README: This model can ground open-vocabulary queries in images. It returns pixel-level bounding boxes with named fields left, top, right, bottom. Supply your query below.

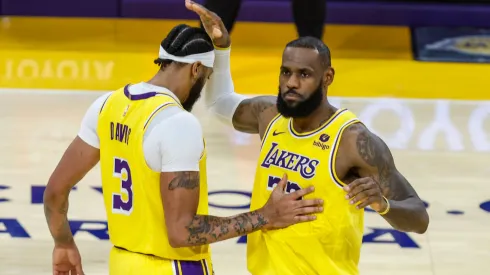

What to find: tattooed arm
left=342, top=123, right=429, bottom=233
left=232, top=96, right=278, bottom=134
left=44, top=136, right=100, bottom=246
left=187, top=1, right=279, bottom=135
left=203, top=46, right=278, bottom=135
left=161, top=171, right=269, bottom=247
left=44, top=94, right=105, bottom=248
left=159, top=113, right=271, bottom=247
left=161, top=171, right=321, bottom=247
left=160, top=113, right=322, bottom=247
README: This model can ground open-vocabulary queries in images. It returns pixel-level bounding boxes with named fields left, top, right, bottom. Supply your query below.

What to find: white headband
left=158, top=46, right=215, bottom=68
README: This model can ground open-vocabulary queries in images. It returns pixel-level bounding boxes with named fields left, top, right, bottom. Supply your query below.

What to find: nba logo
left=319, top=134, right=330, bottom=142
left=122, top=105, right=129, bottom=117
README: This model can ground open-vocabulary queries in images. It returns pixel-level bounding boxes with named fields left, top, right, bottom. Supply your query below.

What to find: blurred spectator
left=201, top=0, right=326, bottom=39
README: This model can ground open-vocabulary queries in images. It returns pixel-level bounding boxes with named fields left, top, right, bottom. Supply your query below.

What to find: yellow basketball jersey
left=97, top=85, right=210, bottom=261
left=247, top=108, right=364, bottom=275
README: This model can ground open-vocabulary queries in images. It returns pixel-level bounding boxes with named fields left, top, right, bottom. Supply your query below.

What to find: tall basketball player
left=187, top=1, right=430, bottom=274
left=43, top=24, right=324, bottom=275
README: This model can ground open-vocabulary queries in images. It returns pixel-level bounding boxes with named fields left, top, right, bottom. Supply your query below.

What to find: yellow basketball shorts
left=109, top=247, right=213, bottom=275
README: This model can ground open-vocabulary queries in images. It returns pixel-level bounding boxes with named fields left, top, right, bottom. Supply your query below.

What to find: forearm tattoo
left=44, top=196, right=74, bottom=245
left=185, top=211, right=268, bottom=245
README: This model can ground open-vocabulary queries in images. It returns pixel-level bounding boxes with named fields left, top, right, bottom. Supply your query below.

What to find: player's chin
left=282, top=98, right=301, bottom=107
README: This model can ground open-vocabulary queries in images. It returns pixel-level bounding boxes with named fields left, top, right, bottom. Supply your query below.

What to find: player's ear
left=324, top=67, right=335, bottom=87
left=191, top=62, right=203, bottom=79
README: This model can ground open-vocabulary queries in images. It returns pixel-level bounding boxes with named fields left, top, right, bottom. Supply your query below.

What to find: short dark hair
left=285, top=36, right=331, bottom=68
left=154, top=24, right=214, bottom=69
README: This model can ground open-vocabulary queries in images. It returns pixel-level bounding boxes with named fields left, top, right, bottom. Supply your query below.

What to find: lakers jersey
left=248, top=108, right=364, bottom=275
left=97, top=85, right=210, bottom=261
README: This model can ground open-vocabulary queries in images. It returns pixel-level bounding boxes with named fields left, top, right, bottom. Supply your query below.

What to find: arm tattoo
left=355, top=127, right=398, bottom=198
left=184, top=210, right=268, bottom=246
left=232, top=96, right=276, bottom=134
left=168, top=172, right=199, bottom=190
left=44, top=195, right=74, bottom=246
left=351, top=124, right=429, bottom=233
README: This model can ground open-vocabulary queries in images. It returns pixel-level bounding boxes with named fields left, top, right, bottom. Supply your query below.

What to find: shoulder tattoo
left=350, top=124, right=395, bottom=192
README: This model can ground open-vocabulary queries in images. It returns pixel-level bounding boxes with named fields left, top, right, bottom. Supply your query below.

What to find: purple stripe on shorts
left=180, top=260, right=205, bottom=275
left=173, top=261, right=180, bottom=275
left=202, top=260, right=209, bottom=275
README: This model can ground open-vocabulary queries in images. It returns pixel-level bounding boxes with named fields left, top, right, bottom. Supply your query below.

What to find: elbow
left=43, top=179, right=71, bottom=207
left=405, top=206, right=429, bottom=234
left=415, top=209, right=430, bottom=234
left=43, top=181, right=62, bottom=205
left=167, top=226, right=189, bottom=248
left=168, top=234, right=185, bottom=248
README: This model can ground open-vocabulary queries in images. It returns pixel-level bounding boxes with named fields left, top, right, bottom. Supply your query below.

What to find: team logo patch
left=319, top=134, right=330, bottom=142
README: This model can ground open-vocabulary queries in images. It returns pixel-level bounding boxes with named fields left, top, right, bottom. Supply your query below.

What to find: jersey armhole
left=143, top=103, right=179, bottom=130
left=99, top=94, right=111, bottom=114
left=199, top=139, right=206, bottom=160
left=96, top=92, right=114, bottom=137
left=260, top=113, right=282, bottom=148
left=328, top=119, right=362, bottom=188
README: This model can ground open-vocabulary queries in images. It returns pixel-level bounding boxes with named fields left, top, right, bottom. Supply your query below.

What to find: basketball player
left=187, top=1, right=430, bottom=274
left=43, top=24, right=324, bottom=275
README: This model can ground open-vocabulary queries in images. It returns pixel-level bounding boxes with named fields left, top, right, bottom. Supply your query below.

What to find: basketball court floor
left=0, top=89, right=489, bottom=275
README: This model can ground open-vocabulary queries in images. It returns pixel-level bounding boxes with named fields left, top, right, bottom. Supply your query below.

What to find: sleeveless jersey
left=247, top=108, right=364, bottom=275
left=96, top=85, right=210, bottom=261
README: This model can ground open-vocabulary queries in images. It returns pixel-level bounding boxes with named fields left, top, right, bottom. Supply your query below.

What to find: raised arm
left=159, top=112, right=323, bottom=247
left=186, top=0, right=278, bottom=135
left=342, top=123, right=429, bottom=234
left=204, top=47, right=278, bottom=134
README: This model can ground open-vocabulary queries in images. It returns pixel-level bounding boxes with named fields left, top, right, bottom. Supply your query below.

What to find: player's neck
left=291, top=102, right=337, bottom=133
left=147, top=71, right=188, bottom=103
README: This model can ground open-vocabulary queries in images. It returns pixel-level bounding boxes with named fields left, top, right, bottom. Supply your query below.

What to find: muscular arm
left=232, top=96, right=277, bottom=134
left=157, top=111, right=270, bottom=247
left=344, top=123, right=429, bottom=233
left=161, top=171, right=269, bottom=247
left=44, top=94, right=105, bottom=247
left=203, top=47, right=278, bottom=135
left=44, top=137, right=100, bottom=246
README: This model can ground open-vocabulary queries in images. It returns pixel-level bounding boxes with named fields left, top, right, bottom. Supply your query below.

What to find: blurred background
left=0, top=0, right=489, bottom=274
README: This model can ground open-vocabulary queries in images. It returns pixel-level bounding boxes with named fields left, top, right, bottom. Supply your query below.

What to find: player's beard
left=276, top=79, right=324, bottom=118
left=182, top=76, right=206, bottom=112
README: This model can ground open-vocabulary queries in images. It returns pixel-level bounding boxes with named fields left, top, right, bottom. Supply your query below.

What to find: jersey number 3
left=112, top=157, right=134, bottom=215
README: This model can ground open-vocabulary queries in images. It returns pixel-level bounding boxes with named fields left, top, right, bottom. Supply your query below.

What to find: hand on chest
left=260, top=135, right=333, bottom=183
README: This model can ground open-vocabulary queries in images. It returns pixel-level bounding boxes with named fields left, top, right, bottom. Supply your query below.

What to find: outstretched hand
left=261, top=174, right=324, bottom=230
left=185, top=0, right=231, bottom=48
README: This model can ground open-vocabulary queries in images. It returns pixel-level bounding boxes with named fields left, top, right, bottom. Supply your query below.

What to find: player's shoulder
left=96, top=91, right=112, bottom=103
left=83, top=92, right=113, bottom=118
left=337, top=121, right=368, bottom=148
left=344, top=121, right=366, bottom=135
left=339, top=121, right=388, bottom=153
left=90, top=92, right=112, bottom=111
left=155, top=108, right=202, bottom=133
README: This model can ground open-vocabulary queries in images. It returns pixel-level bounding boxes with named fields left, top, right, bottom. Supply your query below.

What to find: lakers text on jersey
left=247, top=108, right=364, bottom=275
